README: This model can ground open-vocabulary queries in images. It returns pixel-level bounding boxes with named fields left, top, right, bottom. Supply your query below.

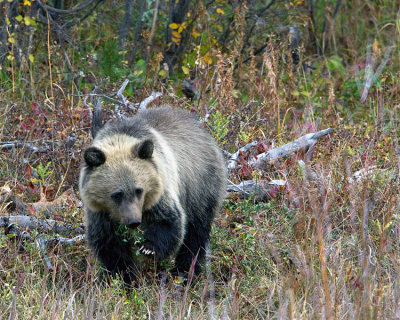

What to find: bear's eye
left=111, top=191, right=124, bottom=204
left=135, top=188, right=143, bottom=197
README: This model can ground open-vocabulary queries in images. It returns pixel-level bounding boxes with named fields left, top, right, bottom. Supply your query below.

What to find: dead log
left=0, top=215, right=85, bottom=235
left=227, top=141, right=258, bottom=171
left=1, top=187, right=81, bottom=218
left=227, top=179, right=286, bottom=200
left=251, top=128, right=333, bottom=169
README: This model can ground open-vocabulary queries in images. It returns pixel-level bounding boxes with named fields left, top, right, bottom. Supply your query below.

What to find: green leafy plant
left=206, top=111, right=229, bottom=145
left=33, top=161, right=52, bottom=186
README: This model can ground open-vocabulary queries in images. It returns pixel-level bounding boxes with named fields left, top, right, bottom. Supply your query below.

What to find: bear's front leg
left=141, top=200, right=184, bottom=261
left=86, top=210, right=138, bottom=285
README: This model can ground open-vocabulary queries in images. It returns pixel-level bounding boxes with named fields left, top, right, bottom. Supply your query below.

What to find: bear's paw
left=139, top=242, right=156, bottom=257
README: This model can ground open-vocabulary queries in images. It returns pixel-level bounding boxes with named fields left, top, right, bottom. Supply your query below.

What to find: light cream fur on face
left=81, top=134, right=163, bottom=224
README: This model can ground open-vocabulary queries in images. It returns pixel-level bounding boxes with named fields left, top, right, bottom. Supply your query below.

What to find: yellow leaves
left=24, top=16, right=36, bottom=26
left=192, top=29, right=201, bottom=39
left=172, top=31, right=181, bottom=39
left=170, top=22, right=187, bottom=45
left=29, top=54, right=34, bottom=63
left=172, top=36, right=180, bottom=45
left=384, top=220, right=393, bottom=230
left=203, top=52, right=213, bottom=65
left=158, top=69, right=168, bottom=78
left=15, top=15, right=37, bottom=26
left=181, top=66, right=189, bottom=75
left=216, top=8, right=225, bottom=14
left=23, top=0, right=31, bottom=5
left=171, top=28, right=181, bottom=44
left=289, top=0, right=303, bottom=5
left=8, top=36, right=15, bottom=44
left=178, top=25, right=185, bottom=33
left=169, top=23, right=179, bottom=30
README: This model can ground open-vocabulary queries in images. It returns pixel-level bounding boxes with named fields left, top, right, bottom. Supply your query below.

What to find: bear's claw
left=139, top=245, right=155, bottom=256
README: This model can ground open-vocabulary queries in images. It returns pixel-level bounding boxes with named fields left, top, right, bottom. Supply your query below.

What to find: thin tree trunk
left=119, top=0, right=136, bottom=50
left=128, top=0, right=146, bottom=66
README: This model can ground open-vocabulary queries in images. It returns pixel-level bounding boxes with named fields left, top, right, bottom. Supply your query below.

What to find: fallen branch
left=0, top=215, right=85, bottom=235
left=116, top=79, right=131, bottom=106
left=0, top=137, right=76, bottom=153
left=138, top=91, right=162, bottom=112
left=47, top=234, right=86, bottom=245
left=0, top=142, right=50, bottom=153
left=251, top=128, right=333, bottom=169
left=36, top=236, right=54, bottom=271
left=4, top=222, right=85, bottom=271
left=227, top=179, right=286, bottom=200
left=227, top=141, right=258, bottom=171
left=1, top=188, right=81, bottom=218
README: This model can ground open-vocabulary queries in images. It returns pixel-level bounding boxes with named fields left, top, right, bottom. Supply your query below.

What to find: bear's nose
left=127, top=222, right=141, bottom=229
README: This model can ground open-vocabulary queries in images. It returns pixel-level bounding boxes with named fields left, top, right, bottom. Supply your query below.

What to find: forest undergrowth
left=0, top=1, right=400, bottom=319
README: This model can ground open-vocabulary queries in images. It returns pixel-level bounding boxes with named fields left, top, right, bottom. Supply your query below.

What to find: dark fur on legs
left=86, top=210, right=139, bottom=286
left=141, top=198, right=183, bottom=261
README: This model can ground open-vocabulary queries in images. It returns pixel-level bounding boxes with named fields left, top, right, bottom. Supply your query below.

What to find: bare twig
left=116, top=79, right=130, bottom=103
left=36, top=236, right=54, bottom=271
left=360, top=43, right=394, bottom=103
left=71, top=93, right=124, bottom=105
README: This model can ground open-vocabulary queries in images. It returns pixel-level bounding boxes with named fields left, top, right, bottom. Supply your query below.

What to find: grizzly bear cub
left=79, top=106, right=226, bottom=285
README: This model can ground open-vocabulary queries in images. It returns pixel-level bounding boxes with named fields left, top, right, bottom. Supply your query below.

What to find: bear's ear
left=134, top=139, right=154, bottom=159
left=84, top=147, right=106, bottom=167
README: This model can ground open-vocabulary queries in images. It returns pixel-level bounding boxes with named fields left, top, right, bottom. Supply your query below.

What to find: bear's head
left=80, top=135, right=163, bottom=228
